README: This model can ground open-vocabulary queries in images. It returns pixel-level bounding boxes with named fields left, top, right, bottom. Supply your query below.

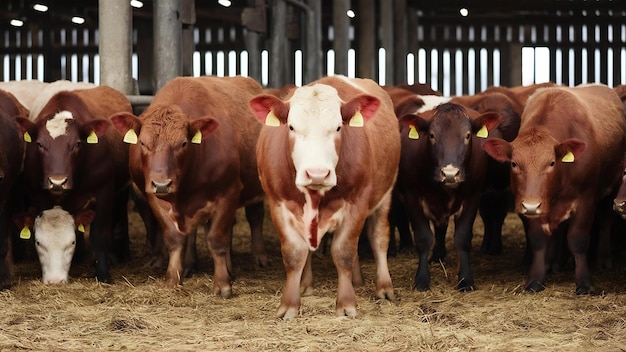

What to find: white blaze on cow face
left=34, top=206, right=77, bottom=284
left=288, top=84, right=343, bottom=194
left=45, top=110, right=73, bottom=139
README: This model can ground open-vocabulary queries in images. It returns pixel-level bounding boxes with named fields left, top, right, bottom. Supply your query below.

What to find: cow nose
left=305, top=168, right=331, bottom=185
left=48, top=176, right=68, bottom=190
left=152, top=179, right=173, bottom=194
left=441, top=166, right=460, bottom=183
left=522, top=201, right=541, bottom=215
left=614, top=200, right=626, bottom=213
left=43, top=278, right=68, bottom=284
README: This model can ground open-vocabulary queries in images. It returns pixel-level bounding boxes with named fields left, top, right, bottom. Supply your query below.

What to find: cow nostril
left=441, top=166, right=460, bottom=182
left=521, top=202, right=541, bottom=213
left=152, top=179, right=173, bottom=193
left=306, top=168, right=330, bottom=184
left=48, top=176, right=68, bottom=188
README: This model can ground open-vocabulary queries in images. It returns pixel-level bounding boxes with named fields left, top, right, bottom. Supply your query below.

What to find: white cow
left=33, top=206, right=94, bottom=284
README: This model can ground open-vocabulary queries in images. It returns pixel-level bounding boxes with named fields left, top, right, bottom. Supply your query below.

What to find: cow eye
left=182, top=141, right=188, bottom=148
left=429, top=133, right=435, bottom=140
left=549, top=161, right=555, bottom=167
left=35, top=241, right=40, bottom=246
left=36, top=142, right=44, bottom=150
left=72, top=241, right=76, bottom=245
left=336, top=126, right=341, bottom=132
left=288, top=125, right=294, bottom=131
left=465, top=132, right=471, bottom=140
left=511, top=161, right=517, bottom=168
left=72, top=141, right=81, bottom=151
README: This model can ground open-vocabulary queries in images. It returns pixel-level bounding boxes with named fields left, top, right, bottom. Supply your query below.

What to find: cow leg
left=131, top=189, right=163, bottom=267
left=277, top=230, right=309, bottom=319
left=0, top=209, right=14, bottom=289
left=183, top=228, right=198, bottom=278
left=430, top=223, right=448, bottom=263
left=111, top=186, right=130, bottom=263
left=568, top=213, right=594, bottom=295
left=90, top=193, right=114, bottom=283
left=330, top=227, right=360, bottom=318
left=365, top=197, right=395, bottom=300
left=163, top=230, right=186, bottom=286
left=300, top=252, right=314, bottom=296
left=245, top=202, right=267, bottom=268
left=478, top=190, right=510, bottom=255
left=454, top=198, right=479, bottom=291
left=410, top=207, right=434, bottom=291
left=523, top=218, right=548, bottom=292
left=205, top=199, right=237, bottom=299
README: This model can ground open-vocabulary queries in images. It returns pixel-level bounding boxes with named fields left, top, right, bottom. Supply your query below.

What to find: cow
left=109, top=76, right=267, bottom=297
left=27, top=80, right=96, bottom=120
left=15, top=85, right=133, bottom=283
left=32, top=206, right=95, bottom=284
left=249, top=75, right=401, bottom=318
left=0, top=90, right=27, bottom=289
left=396, top=102, right=501, bottom=291
left=0, top=80, right=48, bottom=112
left=482, top=84, right=626, bottom=294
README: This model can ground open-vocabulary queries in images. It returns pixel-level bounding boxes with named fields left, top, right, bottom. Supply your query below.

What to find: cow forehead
left=45, top=110, right=74, bottom=139
left=288, top=84, right=343, bottom=125
left=141, top=106, right=189, bottom=144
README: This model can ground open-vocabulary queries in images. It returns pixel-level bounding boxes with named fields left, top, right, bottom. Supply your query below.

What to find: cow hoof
left=0, top=273, right=12, bottom=290
left=215, top=286, right=233, bottom=299
left=375, top=287, right=395, bottom=301
left=300, top=285, right=314, bottom=297
left=95, top=273, right=112, bottom=284
left=525, top=280, right=545, bottom=292
left=457, top=280, right=475, bottom=292
left=336, top=306, right=357, bottom=318
left=254, top=254, right=268, bottom=268
left=277, top=305, right=299, bottom=319
left=413, top=282, right=430, bottom=292
left=575, top=285, right=593, bottom=295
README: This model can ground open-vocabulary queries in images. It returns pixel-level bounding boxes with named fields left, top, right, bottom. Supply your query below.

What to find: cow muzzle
left=613, top=199, right=626, bottom=219
left=521, top=201, right=542, bottom=216
left=151, top=179, right=173, bottom=194
left=440, top=166, right=461, bottom=186
left=297, top=167, right=335, bottom=191
left=48, top=176, right=69, bottom=193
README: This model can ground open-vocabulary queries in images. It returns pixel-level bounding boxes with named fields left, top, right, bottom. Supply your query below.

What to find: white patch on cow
left=288, top=84, right=342, bottom=193
left=416, top=95, right=450, bottom=113
left=33, top=206, right=76, bottom=284
left=46, top=110, right=74, bottom=139
left=277, top=199, right=345, bottom=252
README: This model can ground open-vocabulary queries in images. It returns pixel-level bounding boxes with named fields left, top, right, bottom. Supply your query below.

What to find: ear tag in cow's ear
left=265, top=110, right=280, bottom=127
left=476, top=125, right=488, bottom=138
left=20, top=226, right=31, bottom=240
left=191, top=131, right=202, bottom=144
left=561, top=151, right=575, bottom=163
left=408, top=125, right=419, bottom=140
left=77, top=224, right=85, bottom=233
left=349, top=111, right=364, bottom=127
left=123, top=129, right=138, bottom=144
left=23, top=132, right=32, bottom=143
left=87, top=130, right=98, bottom=144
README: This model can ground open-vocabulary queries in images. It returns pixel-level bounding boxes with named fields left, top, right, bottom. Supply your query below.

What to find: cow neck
left=303, top=190, right=322, bottom=249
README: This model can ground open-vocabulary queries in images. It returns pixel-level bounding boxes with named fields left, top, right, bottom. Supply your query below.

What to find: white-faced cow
left=483, top=84, right=626, bottom=294
left=396, top=102, right=501, bottom=291
left=0, top=89, right=27, bottom=288
left=33, top=205, right=95, bottom=284
left=110, top=76, right=267, bottom=298
left=15, top=86, right=133, bottom=283
left=250, top=75, right=400, bottom=318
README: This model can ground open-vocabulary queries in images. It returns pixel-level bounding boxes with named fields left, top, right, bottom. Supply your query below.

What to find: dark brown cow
left=0, top=90, right=27, bottom=288
left=110, top=76, right=267, bottom=297
left=396, top=102, right=501, bottom=291
left=250, top=75, right=400, bottom=318
left=483, top=84, right=626, bottom=294
left=15, top=86, right=132, bottom=282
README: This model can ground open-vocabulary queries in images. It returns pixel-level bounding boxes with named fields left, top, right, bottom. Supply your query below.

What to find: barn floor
left=1, top=204, right=625, bottom=351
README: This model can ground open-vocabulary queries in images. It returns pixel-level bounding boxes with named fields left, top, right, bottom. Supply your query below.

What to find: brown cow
left=15, top=86, right=132, bottom=282
left=0, top=90, right=27, bottom=288
left=483, top=84, right=626, bottom=294
left=250, top=75, right=400, bottom=318
left=110, top=76, right=267, bottom=297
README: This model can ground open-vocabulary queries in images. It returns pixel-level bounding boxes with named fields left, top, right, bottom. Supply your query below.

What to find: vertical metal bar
left=99, top=0, right=133, bottom=94
left=154, top=0, right=182, bottom=91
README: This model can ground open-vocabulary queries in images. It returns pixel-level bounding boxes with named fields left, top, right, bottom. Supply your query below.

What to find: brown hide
left=110, top=76, right=266, bottom=296
left=0, top=91, right=27, bottom=289
left=16, top=85, right=132, bottom=282
left=0, top=89, right=29, bottom=118
left=482, top=84, right=626, bottom=294
left=252, top=75, right=400, bottom=318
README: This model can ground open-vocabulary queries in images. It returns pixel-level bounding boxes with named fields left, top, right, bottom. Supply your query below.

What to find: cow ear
left=82, top=119, right=111, bottom=143
left=110, top=112, right=141, bottom=144
left=482, top=138, right=512, bottom=163
left=556, top=138, right=586, bottom=163
left=472, top=112, right=502, bottom=138
left=249, top=95, right=289, bottom=126
left=74, top=209, right=96, bottom=232
left=189, top=118, right=219, bottom=144
left=341, top=94, right=380, bottom=126
left=14, top=117, right=37, bottom=143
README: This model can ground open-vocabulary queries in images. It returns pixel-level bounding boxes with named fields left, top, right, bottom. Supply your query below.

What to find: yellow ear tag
left=20, top=226, right=31, bottom=240
left=191, top=131, right=202, bottom=144
left=476, top=125, right=488, bottom=138
left=265, top=110, right=280, bottom=127
left=24, top=132, right=32, bottom=143
left=77, top=224, right=85, bottom=233
left=87, top=130, right=98, bottom=144
left=123, top=129, right=138, bottom=144
left=408, top=125, right=419, bottom=140
left=561, top=151, right=575, bottom=163
left=349, top=111, right=364, bottom=127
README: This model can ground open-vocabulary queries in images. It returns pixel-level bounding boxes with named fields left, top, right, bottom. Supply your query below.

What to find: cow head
left=250, top=84, right=380, bottom=195
left=34, top=206, right=95, bottom=284
left=399, top=102, right=501, bottom=188
left=483, top=127, right=586, bottom=217
left=110, top=106, right=218, bottom=197
left=613, top=153, right=626, bottom=218
left=16, top=111, right=111, bottom=195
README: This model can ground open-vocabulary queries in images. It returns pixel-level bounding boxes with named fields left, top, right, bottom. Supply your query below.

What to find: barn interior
left=0, top=0, right=624, bottom=98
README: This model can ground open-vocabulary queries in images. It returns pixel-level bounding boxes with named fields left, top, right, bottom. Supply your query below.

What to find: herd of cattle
left=0, top=76, right=625, bottom=319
